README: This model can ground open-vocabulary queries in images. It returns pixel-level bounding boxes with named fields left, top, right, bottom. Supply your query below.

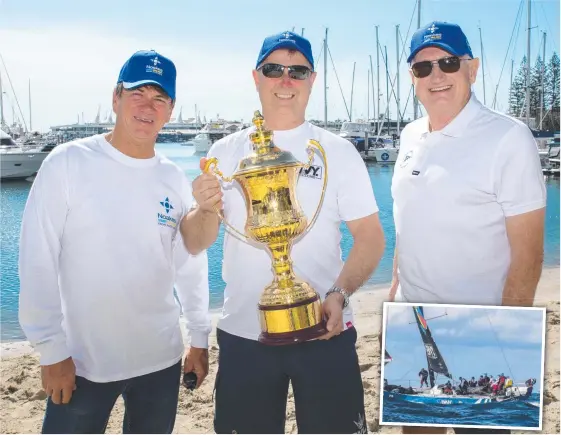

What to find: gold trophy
left=204, top=111, right=328, bottom=345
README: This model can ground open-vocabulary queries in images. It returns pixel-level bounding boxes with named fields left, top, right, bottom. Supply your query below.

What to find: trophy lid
left=235, top=111, right=302, bottom=175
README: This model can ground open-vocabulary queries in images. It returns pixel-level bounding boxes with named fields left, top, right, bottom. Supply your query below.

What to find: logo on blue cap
left=407, top=21, right=473, bottom=63
left=256, top=31, right=314, bottom=70
left=117, top=50, right=176, bottom=100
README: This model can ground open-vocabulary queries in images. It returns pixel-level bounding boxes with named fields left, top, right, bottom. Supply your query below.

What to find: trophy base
left=258, top=321, right=327, bottom=346
left=257, top=295, right=327, bottom=346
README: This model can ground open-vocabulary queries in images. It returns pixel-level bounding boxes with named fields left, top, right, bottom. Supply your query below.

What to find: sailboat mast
left=413, top=0, right=421, bottom=119
left=428, top=365, right=435, bottom=388
left=526, top=0, right=531, bottom=126
left=376, top=26, right=380, bottom=135
left=28, top=79, right=32, bottom=132
left=0, top=72, right=4, bottom=128
left=540, top=32, right=546, bottom=129
left=350, top=62, right=356, bottom=122
left=370, top=55, right=375, bottom=123
left=385, top=45, right=390, bottom=133
left=324, top=28, right=328, bottom=128
left=367, top=69, right=370, bottom=120
left=396, top=25, right=401, bottom=137
left=509, top=59, right=514, bottom=114
left=479, top=26, right=486, bottom=105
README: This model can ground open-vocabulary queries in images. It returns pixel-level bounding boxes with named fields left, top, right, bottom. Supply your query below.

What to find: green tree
left=544, top=52, right=560, bottom=131
left=546, top=53, right=560, bottom=109
left=530, top=57, right=545, bottom=120
left=508, top=57, right=527, bottom=117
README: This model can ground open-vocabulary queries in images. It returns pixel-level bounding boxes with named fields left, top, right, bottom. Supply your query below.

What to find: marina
left=1, top=143, right=560, bottom=342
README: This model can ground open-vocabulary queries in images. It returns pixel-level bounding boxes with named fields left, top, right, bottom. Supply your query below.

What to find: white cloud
left=386, top=304, right=415, bottom=326
left=468, top=309, right=544, bottom=344
left=385, top=305, right=544, bottom=345
left=433, top=328, right=464, bottom=338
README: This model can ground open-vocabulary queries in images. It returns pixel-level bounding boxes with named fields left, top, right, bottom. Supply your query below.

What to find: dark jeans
left=213, top=328, right=367, bottom=434
left=42, top=360, right=182, bottom=434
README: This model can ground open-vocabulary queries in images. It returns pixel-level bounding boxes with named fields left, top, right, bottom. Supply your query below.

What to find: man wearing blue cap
left=389, top=20, right=544, bottom=435
left=181, top=31, right=384, bottom=433
left=19, top=49, right=211, bottom=433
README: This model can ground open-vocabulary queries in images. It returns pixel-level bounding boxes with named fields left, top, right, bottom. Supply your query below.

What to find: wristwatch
left=325, top=286, right=351, bottom=308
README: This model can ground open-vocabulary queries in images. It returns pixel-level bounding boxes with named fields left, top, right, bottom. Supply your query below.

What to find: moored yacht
left=189, top=121, right=245, bottom=154
left=1, top=129, right=49, bottom=179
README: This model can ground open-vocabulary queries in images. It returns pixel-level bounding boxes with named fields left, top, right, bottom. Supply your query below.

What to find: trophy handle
left=303, top=139, right=328, bottom=232
left=202, top=157, right=249, bottom=242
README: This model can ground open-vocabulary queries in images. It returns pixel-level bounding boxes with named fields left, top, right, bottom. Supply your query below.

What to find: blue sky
left=382, top=304, right=545, bottom=389
left=0, top=0, right=559, bottom=132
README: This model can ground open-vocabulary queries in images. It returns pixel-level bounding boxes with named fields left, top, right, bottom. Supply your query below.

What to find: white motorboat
left=339, top=121, right=377, bottom=140
left=188, top=121, right=244, bottom=154
left=190, top=132, right=216, bottom=154
left=1, top=129, right=49, bottom=179
left=372, top=147, right=399, bottom=163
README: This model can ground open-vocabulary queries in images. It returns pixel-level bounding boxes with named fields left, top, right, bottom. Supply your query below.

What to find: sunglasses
left=410, top=56, right=471, bottom=79
left=258, top=63, right=312, bottom=80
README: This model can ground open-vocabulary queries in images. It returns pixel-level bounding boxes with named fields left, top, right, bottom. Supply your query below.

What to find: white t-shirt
left=18, top=135, right=211, bottom=382
left=392, top=94, right=546, bottom=305
left=208, top=121, right=379, bottom=340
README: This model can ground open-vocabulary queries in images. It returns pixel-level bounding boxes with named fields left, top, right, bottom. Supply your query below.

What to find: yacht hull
left=384, top=390, right=529, bottom=406
left=1, top=152, right=49, bottom=179
left=373, top=148, right=399, bottom=163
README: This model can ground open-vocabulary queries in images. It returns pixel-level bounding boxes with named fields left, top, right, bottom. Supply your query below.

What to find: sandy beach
left=1, top=267, right=559, bottom=434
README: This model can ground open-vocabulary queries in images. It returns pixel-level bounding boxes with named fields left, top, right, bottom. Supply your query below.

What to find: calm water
left=382, top=393, right=541, bottom=428
left=1, top=143, right=559, bottom=341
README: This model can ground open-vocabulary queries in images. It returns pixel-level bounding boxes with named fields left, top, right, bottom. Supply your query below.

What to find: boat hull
left=194, top=139, right=212, bottom=154
left=384, top=390, right=499, bottom=405
left=373, top=148, right=399, bottom=163
left=0, top=152, right=49, bottom=179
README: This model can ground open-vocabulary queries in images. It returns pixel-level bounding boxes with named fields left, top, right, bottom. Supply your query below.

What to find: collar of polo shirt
left=424, top=93, right=482, bottom=138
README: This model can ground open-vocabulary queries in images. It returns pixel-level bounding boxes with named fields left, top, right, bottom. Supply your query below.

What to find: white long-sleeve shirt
left=18, top=134, right=211, bottom=382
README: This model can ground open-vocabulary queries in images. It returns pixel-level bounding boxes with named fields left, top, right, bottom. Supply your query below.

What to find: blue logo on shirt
left=160, top=197, right=174, bottom=214
left=158, top=197, right=177, bottom=229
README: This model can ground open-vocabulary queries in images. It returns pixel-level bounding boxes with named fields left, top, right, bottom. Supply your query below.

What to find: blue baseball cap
left=407, top=21, right=473, bottom=63
left=117, top=50, right=176, bottom=100
left=256, top=31, right=314, bottom=70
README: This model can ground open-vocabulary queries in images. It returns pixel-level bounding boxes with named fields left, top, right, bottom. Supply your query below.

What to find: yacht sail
left=412, top=306, right=451, bottom=384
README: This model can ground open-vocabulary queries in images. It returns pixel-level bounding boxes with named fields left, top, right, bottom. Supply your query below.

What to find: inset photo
left=380, top=303, right=545, bottom=431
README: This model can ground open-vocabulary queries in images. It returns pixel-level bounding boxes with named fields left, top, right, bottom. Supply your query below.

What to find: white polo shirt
left=392, top=94, right=546, bottom=305
left=208, top=121, right=379, bottom=340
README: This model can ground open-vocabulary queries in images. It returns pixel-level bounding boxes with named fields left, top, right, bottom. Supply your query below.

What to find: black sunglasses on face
left=258, top=63, right=312, bottom=80
left=410, top=56, right=471, bottom=79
